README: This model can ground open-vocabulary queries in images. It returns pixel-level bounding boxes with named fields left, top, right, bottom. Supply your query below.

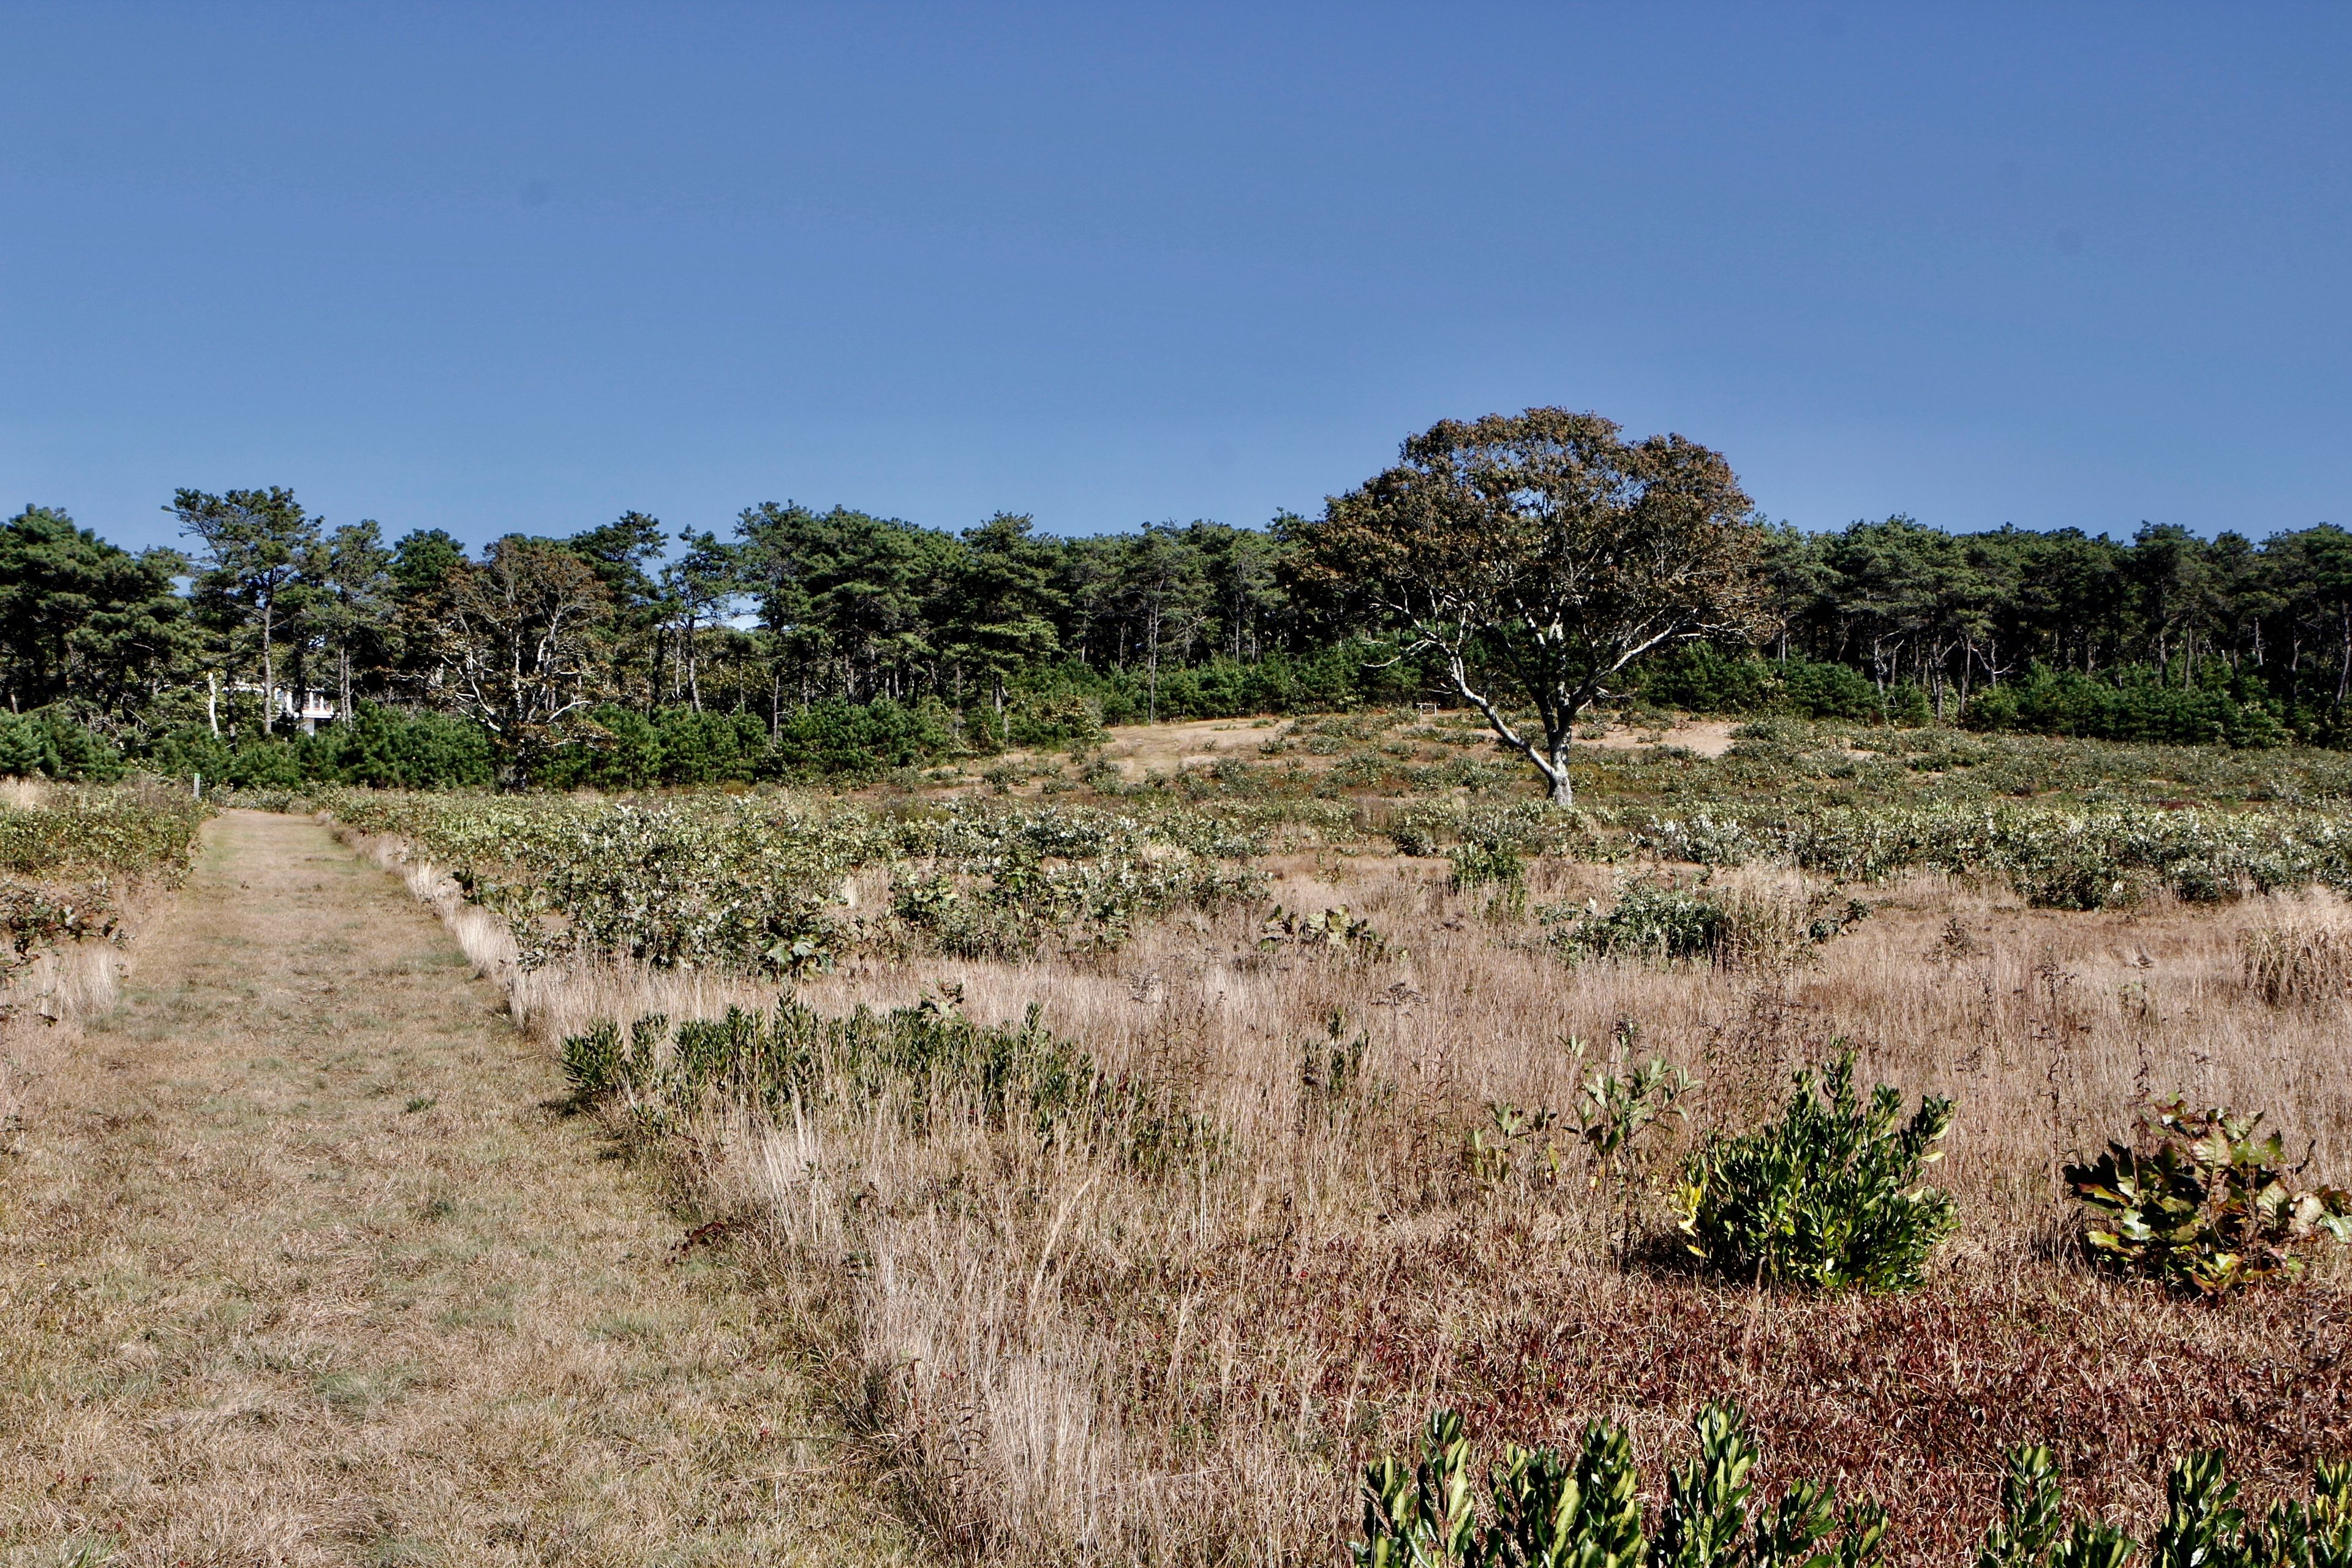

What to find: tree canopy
left=1295, top=409, right=1769, bottom=803
left=15, top=459, right=2352, bottom=785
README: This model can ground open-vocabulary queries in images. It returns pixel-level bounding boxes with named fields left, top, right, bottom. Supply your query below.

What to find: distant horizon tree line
left=5, top=410, right=2351, bottom=786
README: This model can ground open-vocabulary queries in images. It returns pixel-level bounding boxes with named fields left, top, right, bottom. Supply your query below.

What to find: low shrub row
left=1637, top=648, right=2302, bottom=750
left=1357, top=1403, right=2351, bottom=1568
left=1966, top=665, right=2293, bottom=748
left=1630, top=802, right=2352, bottom=908
left=0, top=783, right=209, bottom=881
left=0, top=782, right=211, bottom=997
left=328, top=790, right=1265, bottom=972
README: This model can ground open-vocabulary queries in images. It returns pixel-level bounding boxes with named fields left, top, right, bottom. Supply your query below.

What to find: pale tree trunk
left=1543, top=744, right=1575, bottom=806
left=1442, top=646, right=1580, bottom=807
left=1145, top=602, right=1163, bottom=725
left=260, top=598, right=276, bottom=733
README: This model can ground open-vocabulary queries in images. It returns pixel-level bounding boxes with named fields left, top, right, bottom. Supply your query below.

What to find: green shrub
left=1638, top=644, right=1779, bottom=715
left=1966, top=664, right=2293, bottom=750
left=1005, top=690, right=1107, bottom=751
left=0, top=785, right=208, bottom=880
left=140, top=707, right=495, bottom=791
left=774, top=698, right=956, bottom=778
left=1551, top=877, right=1727, bottom=962
left=0, top=784, right=207, bottom=992
left=1976, top=1442, right=2350, bottom=1568
left=1781, top=659, right=1883, bottom=722
left=1676, top=1050, right=1956, bottom=1291
left=1545, top=876, right=1869, bottom=970
left=1362, top=1408, right=2352, bottom=1568
left=1631, top=647, right=1893, bottom=723
left=337, top=704, right=496, bottom=788
left=1449, top=839, right=1525, bottom=894
left=561, top=1019, right=625, bottom=1099
left=1354, top=1400, right=1885, bottom=1568
left=2065, top=1100, right=2352, bottom=1295
left=0, top=709, right=126, bottom=781
left=562, top=993, right=1220, bottom=1169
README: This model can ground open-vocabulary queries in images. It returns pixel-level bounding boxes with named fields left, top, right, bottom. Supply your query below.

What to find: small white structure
left=217, top=680, right=341, bottom=734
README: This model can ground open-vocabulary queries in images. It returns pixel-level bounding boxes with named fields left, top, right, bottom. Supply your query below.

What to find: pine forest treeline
left=6, top=492, right=2352, bottom=783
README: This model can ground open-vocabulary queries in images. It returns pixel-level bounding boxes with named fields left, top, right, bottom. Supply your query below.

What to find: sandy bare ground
left=0, top=812, right=905, bottom=1566
left=960, top=710, right=1741, bottom=786
left=1085, top=712, right=1741, bottom=768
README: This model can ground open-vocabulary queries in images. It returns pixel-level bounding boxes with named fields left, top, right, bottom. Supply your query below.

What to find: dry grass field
left=744, top=864, right=2351, bottom=1565
left=360, top=791, right=2352, bottom=1566
left=10, top=721, right=2352, bottom=1566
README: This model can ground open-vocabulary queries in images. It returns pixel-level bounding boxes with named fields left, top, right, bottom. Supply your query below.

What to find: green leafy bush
left=773, top=698, right=957, bottom=779
left=2065, top=1100, right=2352, bottom=1295
left=1449, top=839, right=1526, bottom=894
left=1633, top=646, right=1898, bottom=724
left=1362, top=1411, right=2351, bottom=1568
left=1545, top=876, right=1869, bottom=970
left=1354, top=1400, right=1885, bottom=1568
left=1975, top=1441, right=2350, bottom=1568
left=1676, top=1051, right=1956, bottom=1291
left=562, top=993, right=1219, bottom=1169
left=1966, top=663, right=2291, bottom=750
left=0, top=785, right=208, bottom=881
left=1552, top=877, right=1727, bottom=962
left=1005, top=689, right=1107, bottom=751
left=1779, top=658, right=1884, bottom=722
left=1637, top=644, right=1779, bottom=715
left=0, top=783, right=206, bottom=999
left=139, top=706, right=496, bottom=791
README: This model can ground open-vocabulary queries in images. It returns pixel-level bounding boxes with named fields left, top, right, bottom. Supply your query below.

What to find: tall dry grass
left=1, top=876, right=168, bottom=1150
left=361, top=824, right=2352, bottom=1566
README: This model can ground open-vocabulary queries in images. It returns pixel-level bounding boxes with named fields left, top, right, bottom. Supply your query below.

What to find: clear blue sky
left=5, top=2, right=2346, bottom=555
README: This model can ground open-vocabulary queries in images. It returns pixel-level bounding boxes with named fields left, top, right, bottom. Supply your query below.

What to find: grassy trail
left=0, top=810, right=899, bottom=1566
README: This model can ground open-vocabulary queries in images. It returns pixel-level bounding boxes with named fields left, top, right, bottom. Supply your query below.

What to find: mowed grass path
left=0, top=811, right=902, bottom=1566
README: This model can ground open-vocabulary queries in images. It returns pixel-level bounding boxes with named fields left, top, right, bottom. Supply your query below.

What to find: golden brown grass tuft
left=2239, top=905, right=2352, bottom=1009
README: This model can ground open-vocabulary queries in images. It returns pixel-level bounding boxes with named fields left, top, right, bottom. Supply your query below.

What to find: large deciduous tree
left=426, top=535, right=614, bottom=772
left=1294, top=409, right=1768, bottom=805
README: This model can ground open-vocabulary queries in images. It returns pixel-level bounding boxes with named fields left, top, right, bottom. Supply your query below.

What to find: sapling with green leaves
left=1356, top=1401, right=1883, bottom=1568
left=1571, top=1023, right=1698, bottom=1261
left=1973, top=1440, right=2351, bottom=1568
